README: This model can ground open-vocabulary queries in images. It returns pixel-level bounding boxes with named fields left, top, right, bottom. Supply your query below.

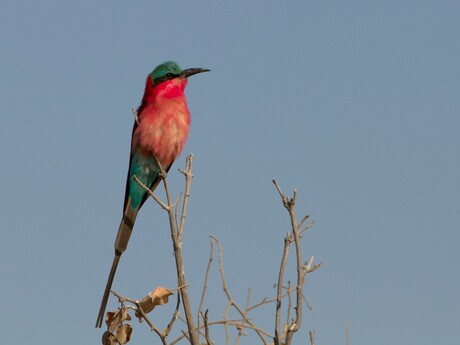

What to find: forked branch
left=273, top=180, right=321, bottom=345
left=134, top=154, right=198, bottom=345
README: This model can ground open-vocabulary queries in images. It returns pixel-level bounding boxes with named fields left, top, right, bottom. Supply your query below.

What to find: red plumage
left=134, top=75, right=191, bottom=168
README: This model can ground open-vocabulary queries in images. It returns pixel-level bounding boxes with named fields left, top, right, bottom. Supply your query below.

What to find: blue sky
left=1, top=1, right=459, bottom=344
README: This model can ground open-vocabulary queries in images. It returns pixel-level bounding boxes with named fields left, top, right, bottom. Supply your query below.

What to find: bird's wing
left=122, top=122, right=172, bottom=212
left=122, top=122, right=138, bottom=212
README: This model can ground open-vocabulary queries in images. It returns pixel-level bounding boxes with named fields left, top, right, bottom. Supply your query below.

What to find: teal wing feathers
left=123, top=123, right=172, bottom=212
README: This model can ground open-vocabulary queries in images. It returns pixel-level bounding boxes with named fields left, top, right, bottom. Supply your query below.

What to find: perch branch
left=162, top=154, right=198, bottom=344
left=133, top=154, right=198, bottom=344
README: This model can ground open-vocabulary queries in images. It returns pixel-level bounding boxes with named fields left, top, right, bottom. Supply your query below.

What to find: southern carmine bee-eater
left=96, top=61, right=209, bottom=328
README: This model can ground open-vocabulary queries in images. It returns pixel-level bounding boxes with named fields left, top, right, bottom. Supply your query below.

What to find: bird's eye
left=166, top=73, right=174, bottom=78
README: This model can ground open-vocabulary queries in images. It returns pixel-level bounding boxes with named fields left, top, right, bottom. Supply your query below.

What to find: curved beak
left=182, top=68, right=211, bottom=78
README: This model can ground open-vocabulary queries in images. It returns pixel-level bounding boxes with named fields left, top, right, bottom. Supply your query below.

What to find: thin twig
left=197, top=238, right=215, bottom=338
left=274, top=232, right=290, bottom=345
left=346, top=321, right=351, bottom=345
left=309, top=330, right=315, bottom=345
left=161, top=154, right=198, bottom=344
left=307, top=260, right=323, bottom=274
left=133, top=175, right=169, bottom=210
left=302, top=292, right=313, bottom=311
left=170, top=318, right=272, bottom=345
left=286, top=281, right=292, bottom=326
left=180, top=330, right=191, bottom=343
left=300, top=220, right=316, bottom=234
left=245, top=288, right=251, bottom=310
left=297, top=214, right=310, bottom=229
left=202, top=310, right=213, bottom=345
left=174, top=191, right=183, bottom=232
left=224, top=301, right=231, bottom=345
left=211, top=236, right=269, bottom=345
left=163, top=292, right=181, bottom=337
left=234, top=288, right=253, bottom=345
left=136, top=303, right=167, bottom=345
left=246, top=286, right=299, bottom=313
left=177, top=154, right=193, bottom=238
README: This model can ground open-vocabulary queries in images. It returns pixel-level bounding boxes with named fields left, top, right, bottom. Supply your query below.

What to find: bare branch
left=224, top=301, right=231, bottom=345
left=300, top=220, right=316, bottom=234
left=180, top=330, right=191, bottom=343
left=171, top=318, right=273, bottom=344
left=246, top=292, right=286, bottom=313
left=245, top=288, right=251, bottom=310
left=286, top=281, right=292, bottom=327
left=160, top=154, right=198, bottom=344
left=211, top=235, right=270, bottom=345
left=307, top=260, right=323, bottom=274
left=113, top=167, right=321, bottom=345
left=309, top=330, right=315, bottom=345
left=198, top=238, right=215, bottom=337
left=346, top=321, right=351, bottom=345
left=163, top=292, right=181, bottom=337
left=177, top=154, right=194, bottom=238
left=302, top=292, right=313, bottom=311
left=132, top=175, right=169, bottom=210
left=174, top=192, right=183, bottom=233
left=274, top=232, right=291, bottom=345
left=246, top=296, right=271, bottom=312
left=272, top=180, right=308, bottom=345
left=298, top=214, right=310, bottom=229
left=201, top=310, right=214, bottom=345
left=132, top=155, right=197, bottom=344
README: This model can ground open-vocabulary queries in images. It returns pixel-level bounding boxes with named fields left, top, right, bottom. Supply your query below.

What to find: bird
left=96, top=61, right=209, bottom=328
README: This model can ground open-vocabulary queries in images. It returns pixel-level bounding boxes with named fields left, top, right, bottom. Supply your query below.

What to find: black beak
left=182, top=68, right=211, bottom=78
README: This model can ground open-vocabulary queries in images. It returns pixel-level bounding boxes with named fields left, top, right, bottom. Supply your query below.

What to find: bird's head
left=150, top=61, right=210, bottom=87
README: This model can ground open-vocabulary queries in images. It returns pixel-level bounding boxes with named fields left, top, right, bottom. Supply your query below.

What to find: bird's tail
left=95, top=206, right=138, bottom=328
left=114, top=205, right=138, bottom=253
left=95, top=252, right=121, bottom=328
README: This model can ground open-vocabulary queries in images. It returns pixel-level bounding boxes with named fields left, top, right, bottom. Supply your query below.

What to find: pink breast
left=136, top=103, right=190, bottom=168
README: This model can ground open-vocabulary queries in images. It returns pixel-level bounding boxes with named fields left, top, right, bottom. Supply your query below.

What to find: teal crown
left=150, top=61, right=183, bottom=81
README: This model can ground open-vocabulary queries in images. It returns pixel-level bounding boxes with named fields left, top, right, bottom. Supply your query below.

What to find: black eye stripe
left=152, top=72, right=179, bottom=86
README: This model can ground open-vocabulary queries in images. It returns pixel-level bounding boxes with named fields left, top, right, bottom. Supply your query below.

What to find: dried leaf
left=102, top=331, right=117, bottom=345
left=106, top=312, right=119, bottom=333
left=135, top=287, right=174, bottom=317
left=120, top=307, right=132, bottom=322
left=151, top=287, right=173, bottom=306
left=116, top=324, right=133, bottom=344
left=106, top=307, right=131, bottom=333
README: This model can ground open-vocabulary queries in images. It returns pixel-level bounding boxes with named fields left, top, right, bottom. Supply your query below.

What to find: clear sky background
left=1, top=1, right=459, bottom=344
